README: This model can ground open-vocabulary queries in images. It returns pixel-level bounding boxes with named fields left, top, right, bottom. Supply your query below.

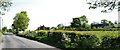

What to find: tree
left=37, top=25, right=45, bottom=30
left=0, top=0, right=12, bottom=15
left=2, top=26, right=7, bottom=32
left=36, top=25, right=50, bottom=30
left=71, top=15, right=88, bottom=29
left=101, top=19, right=108, bottom=24
left=114, top=21, right=118, bottom=24
left=86, top=0, right=119, bottom=13
left=71, top=17, right=81, bottom=29
left=108, top=21, right=114, bottom=26
left=51, top=27, right=57, bottom=30
left=7, top=29, right=12, bottom=32
left=12, top=11, right=30, bottom=32
left=57, top=24, right=64, bottom=29
left=80, top=15, right=88, bottom=28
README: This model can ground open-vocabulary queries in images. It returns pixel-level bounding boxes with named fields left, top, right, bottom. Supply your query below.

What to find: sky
left=1, top=0, right=118, bottom=30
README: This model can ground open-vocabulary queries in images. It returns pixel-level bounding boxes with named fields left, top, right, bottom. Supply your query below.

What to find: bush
left=101, top=35, right=120, bottom=49
left=17, top=30, right=120, bottom=49
left=76, top=34, right=101, bottom=48
left=77, top=28, right=120, bottom=31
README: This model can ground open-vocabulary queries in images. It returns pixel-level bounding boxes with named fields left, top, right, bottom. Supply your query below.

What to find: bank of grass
left=0, top=31, right=3, bottom=45
left=17, top=30, right=120, bottom=49
left=0, top=31, right=2, bottom=37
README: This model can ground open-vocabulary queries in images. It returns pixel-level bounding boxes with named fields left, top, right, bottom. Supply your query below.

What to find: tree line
left=2, top=11, right=119, bottom=33
left=36, top=15, right=119, bottom=31
left=0, top=0, right=119, bottom=33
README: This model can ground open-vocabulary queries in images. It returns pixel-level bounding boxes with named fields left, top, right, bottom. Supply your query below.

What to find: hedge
left=77, top=28, right=120, bottom=31
left=17, top=30, right=120, bottom=49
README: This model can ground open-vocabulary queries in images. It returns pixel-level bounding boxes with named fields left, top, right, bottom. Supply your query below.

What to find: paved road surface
left=1, top=33, right=60, bottom=50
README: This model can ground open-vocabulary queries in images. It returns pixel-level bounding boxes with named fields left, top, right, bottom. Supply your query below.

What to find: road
left=1, top=33, right=60, bottom=50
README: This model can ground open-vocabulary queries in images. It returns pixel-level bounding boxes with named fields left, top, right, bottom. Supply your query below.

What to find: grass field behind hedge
left=35, top=30, right=119, bottom=38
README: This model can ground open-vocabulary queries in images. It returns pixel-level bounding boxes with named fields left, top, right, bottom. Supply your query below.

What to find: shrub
left=101, top=35, right=120, bottom=49
left=16, top=30, right=120, bottom=49
left=76, top=34, right=101, bottom=48
left=47, top=32, right=64, bottom=48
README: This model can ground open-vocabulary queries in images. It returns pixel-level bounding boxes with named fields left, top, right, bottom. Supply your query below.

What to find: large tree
left=0, top=0, right=12, bottom=15
left=71, top=15, right=88, bottom=29
left=71, top=17, right=81, bottom=29
left=80, top=15, right=88, bottom=28
left=12, top=11, right=30, bottom=31
left=86, top=0, right=119, bottom=12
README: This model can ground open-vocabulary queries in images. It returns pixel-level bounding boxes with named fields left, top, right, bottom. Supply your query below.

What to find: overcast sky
left=1, top=0, right=118, bottom=30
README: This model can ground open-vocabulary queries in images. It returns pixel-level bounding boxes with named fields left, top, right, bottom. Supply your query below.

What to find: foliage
left=17, top=30, right=120, bottom=49
left=12, top=11, right=30, bottom=32
left=0, top=0, right=12, bottom=15
left=70, top=15, right=88, bottom=29
left=7, top=29, right=11, bottom=32
left=57, top=24, right=64, bottom=30
left=101, top=19, right=108, bottom=24
left=2, top=27, right=7, bottom=32
left=108, top=21, right=114, bottom=27
left=36, top=25, right=50, bottom=30
left=76, top=34, right=101, bottom=48
left=86, top=0, right=119, bottom=13
left=101, top=35, right=120, bottom=48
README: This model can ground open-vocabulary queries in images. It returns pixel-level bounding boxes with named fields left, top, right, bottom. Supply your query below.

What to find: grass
left=36, top=30, right=119, bottom=35
left=0, top=32, right=2, bottom=37
left=35, top=30, right=119, bottom=40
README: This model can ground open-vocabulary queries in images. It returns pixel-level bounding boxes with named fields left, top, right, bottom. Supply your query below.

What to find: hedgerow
left=17, top=30, right=120, bottom=49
